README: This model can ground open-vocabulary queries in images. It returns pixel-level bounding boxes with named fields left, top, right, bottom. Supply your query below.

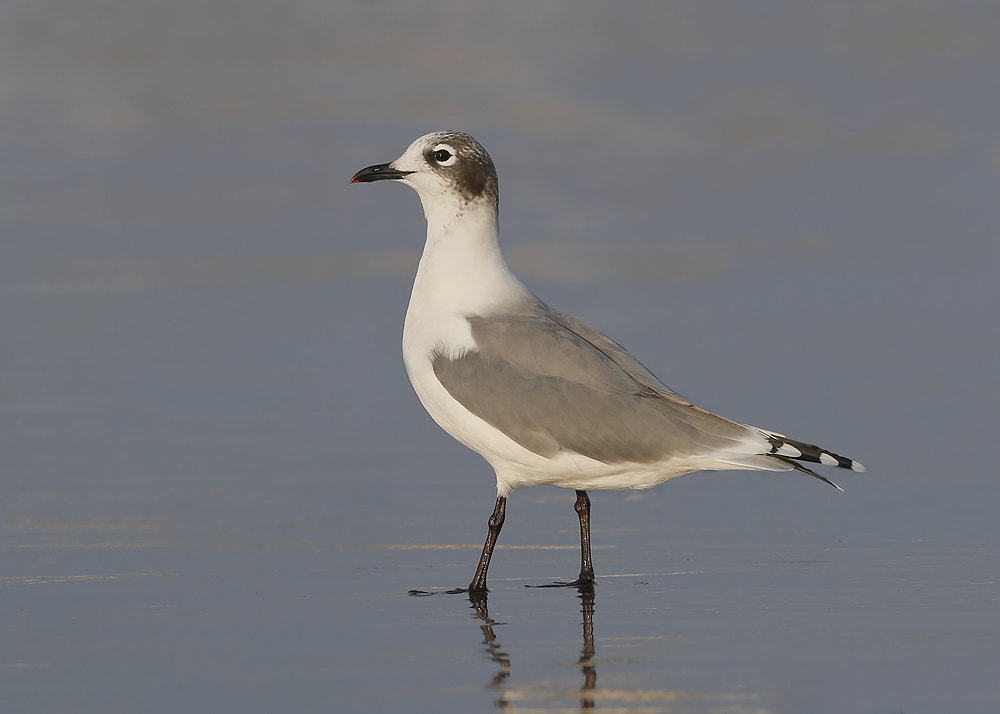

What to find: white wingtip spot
left=851, top=460, right=867, bottom=473
left=819, top=453, right=839, bottom=466
left=776, top=444, right=803, bottom=458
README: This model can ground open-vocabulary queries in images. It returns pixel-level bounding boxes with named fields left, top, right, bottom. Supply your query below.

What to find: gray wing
left=431, top=301, right=758, bottom=464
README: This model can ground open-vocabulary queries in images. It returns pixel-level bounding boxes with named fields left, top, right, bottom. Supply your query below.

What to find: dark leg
left=469, top=496, right=506, bottom=593
left=574, top=490, right=595, bottom=586
left=528, top=490, right=596, bottom=589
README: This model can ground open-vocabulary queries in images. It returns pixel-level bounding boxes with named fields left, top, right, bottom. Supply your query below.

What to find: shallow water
left=2, top=2, right=998, bottom=712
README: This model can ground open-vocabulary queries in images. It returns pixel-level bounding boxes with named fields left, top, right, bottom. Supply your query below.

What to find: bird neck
left=409, top=201, right=529, bottom=318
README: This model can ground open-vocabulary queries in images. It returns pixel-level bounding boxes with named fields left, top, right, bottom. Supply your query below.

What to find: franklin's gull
left=351, top=131, right=864, bottom=593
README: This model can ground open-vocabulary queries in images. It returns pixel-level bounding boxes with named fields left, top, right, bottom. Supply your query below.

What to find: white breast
left=400, top=205, right=554, bottom=485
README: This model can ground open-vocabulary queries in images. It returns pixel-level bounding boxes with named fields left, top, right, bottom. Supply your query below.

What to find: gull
left=351, top=131, right=864, bottom=593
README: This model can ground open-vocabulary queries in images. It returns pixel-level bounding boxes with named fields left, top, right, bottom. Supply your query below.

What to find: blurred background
left=2, top=2, right=998, bottom=713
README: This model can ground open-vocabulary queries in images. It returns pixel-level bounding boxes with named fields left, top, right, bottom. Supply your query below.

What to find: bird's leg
left=573, top=490, right=595, bottom=586
left=469, top=496, right=506, bottom=593
left=529, top=490, right=596, bottom=589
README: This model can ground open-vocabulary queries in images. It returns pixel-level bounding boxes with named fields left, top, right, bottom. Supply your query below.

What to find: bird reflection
left=468, top=586, right=596, bottom=710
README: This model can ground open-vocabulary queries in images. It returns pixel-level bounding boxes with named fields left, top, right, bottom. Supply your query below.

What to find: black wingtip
left=771, top=455, right=845, bottom=492
left=766, top=434, right=865, bottom=475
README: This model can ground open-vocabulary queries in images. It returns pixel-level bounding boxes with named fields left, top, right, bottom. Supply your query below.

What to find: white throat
left=407, top=197, right=529, bottom=322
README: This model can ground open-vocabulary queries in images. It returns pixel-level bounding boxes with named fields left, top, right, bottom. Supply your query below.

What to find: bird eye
left=432, top=149, right=452, bottom=162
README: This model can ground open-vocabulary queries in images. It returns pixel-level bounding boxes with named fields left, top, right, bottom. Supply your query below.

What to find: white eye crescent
left=430, top=145, right=456, bottom=165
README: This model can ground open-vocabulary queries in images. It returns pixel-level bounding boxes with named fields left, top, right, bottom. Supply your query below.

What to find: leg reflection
left=469, top=586, right=598, bottom=711
left=468, top=591, right=511, bottom=691
left=578, top=585, right=597, bottom=707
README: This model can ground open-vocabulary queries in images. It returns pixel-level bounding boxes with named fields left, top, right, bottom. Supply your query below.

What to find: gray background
left=2, top=1, right=998, bottom=712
